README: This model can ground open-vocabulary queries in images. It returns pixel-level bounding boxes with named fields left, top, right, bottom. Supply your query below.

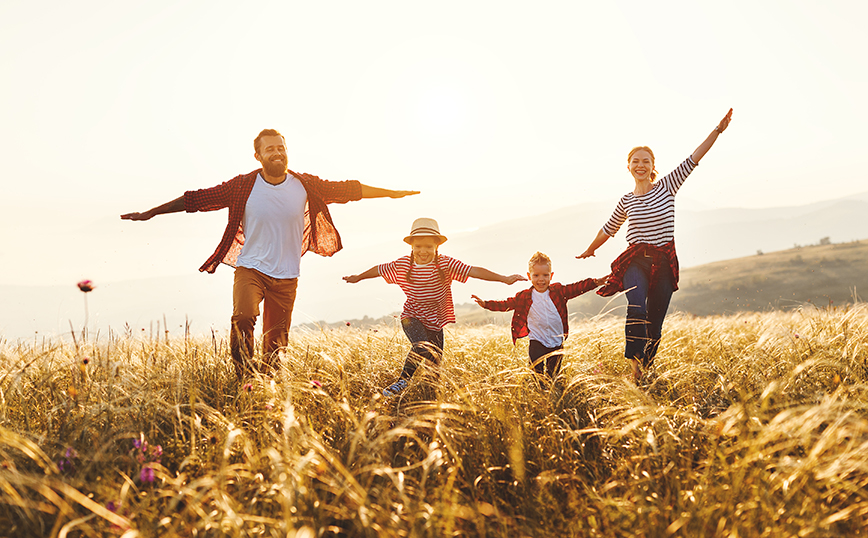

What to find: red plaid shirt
left=596, top=241, right=679, bottom=297
left=480, top=280, right=599, bottom=343
left=184, top=169, right=362, bottom=273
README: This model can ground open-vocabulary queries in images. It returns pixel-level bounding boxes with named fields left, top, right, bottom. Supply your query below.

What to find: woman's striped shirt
left=379, top=254, right=472, bottom=330
left=602, top=156, right=697, bottom=246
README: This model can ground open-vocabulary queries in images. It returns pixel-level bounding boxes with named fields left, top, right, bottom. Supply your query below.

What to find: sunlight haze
left=1, top=0, right=866, bottom=337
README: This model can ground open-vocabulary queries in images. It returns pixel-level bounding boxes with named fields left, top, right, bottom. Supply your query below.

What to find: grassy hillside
left=2, top=309, right=868, bottom=536
left=673, top=239, right=868, bottom=316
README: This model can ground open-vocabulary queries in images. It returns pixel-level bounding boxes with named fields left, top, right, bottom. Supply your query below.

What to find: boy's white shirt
left=527, top=289, right=565, bottom=348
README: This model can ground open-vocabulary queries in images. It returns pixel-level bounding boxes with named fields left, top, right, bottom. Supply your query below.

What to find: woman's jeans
left=399, top=317, right=444, bottom=380
left=623, top=254, right=674, bottom=367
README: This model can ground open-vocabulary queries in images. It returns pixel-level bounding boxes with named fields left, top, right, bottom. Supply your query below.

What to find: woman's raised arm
left=691, top=108, right=733, bottom=164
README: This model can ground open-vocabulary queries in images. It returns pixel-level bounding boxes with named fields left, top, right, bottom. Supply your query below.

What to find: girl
left=578, top=109, right=733, bottom=383
left=343, top=217, right=525, bottom=397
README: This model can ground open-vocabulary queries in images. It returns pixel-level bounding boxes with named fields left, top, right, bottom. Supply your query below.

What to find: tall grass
left=1, top=306, right=867, bottom=537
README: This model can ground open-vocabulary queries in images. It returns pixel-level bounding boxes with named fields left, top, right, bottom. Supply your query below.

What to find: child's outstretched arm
left=563, top=276, right=609, bottom=299
left=471, top=294, right=516, bottom=312
left=467, top=267, right=526, bottom=285
left=342, top=266, right=380, bottom=284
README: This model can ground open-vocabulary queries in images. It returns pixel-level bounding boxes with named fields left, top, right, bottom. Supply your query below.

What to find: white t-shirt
left=527, top=289, right=565, bottom=348
left=236, top=174, right=308, bottom=279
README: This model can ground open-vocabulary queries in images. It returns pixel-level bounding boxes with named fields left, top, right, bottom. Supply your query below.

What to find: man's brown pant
left=230, top=267, right=298, bottom=378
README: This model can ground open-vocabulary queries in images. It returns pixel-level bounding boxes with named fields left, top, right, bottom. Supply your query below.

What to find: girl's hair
left=627, top=146, right=657, bottom=181
left=528, top=251, right=552, bottom=272
left=405, top=250, right=447, bottom=283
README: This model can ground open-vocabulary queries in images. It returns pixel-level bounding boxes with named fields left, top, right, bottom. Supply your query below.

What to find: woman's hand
left=578, top=229, right=610, bottom=259
left=342, top=275, right=362, bottom=284
left=693, top=108, right=734, bottom=163
left=716, top=108, right=733, bottom=134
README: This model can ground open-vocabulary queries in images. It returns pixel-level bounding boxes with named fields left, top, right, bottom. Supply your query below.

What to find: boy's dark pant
left=529, top=340, right=564, bottom=387
left=399, top=317, right=444, bottom=380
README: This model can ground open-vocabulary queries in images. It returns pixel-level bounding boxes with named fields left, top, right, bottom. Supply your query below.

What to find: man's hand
left=120, top=196, right=185, bottom=221
left=386, top=190, right=420, bottom=199
left=471, top=294, right=486, bottom=307
left=360, top=184, right=420, bottom=199
left=594, top=275, right=609, bottom=286
left=120, top=210, right=154, bottom=221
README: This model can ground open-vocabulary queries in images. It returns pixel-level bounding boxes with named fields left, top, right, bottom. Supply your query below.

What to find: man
left=121, top=129, right=417, bottom=377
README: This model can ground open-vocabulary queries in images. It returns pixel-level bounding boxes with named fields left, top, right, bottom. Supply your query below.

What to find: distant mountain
left=4, top=192, right=868, bottom=340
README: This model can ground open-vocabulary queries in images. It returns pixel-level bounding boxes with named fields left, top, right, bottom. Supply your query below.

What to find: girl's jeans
left=399, top=317, right=444, bottom=379
left=623, top=254, right=674, bottom=367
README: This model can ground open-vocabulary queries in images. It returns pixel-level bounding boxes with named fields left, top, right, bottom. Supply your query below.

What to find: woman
left=578, top=109, right=733, bottom=383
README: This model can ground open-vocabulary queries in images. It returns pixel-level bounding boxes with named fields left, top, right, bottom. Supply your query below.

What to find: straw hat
left=403, top=217, right=448, bottom=245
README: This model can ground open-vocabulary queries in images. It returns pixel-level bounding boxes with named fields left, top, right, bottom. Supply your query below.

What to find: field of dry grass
left=2, top=306, right=868, bottom=537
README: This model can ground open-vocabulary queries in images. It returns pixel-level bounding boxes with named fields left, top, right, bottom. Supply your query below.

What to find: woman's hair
left=627, top=146, right=657, bottom=181
left=405, top=250, right=447, bottom=283
left=528, top=251, right=552, bottom=272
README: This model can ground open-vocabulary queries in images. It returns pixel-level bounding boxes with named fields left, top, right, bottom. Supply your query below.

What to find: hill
left=672, top=239, right=868, bottom=315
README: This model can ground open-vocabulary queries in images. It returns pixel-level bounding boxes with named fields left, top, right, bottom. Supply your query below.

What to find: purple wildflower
left=140, top=465, right=156, bottom=483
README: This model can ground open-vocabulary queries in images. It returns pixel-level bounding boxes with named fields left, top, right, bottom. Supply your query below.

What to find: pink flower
left=243, top=383, right=252, bottom=391
left=76, top=280, right=95, bottom=293
left=311, top=380, right=322, bottom=388
left=346, top=322, right=351, bottom=326
left=82, top=357, right=89, bottom=365
left=140, top=465, right=155, bottom=483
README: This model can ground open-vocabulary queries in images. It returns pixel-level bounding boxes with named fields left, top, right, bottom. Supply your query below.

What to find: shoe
left=382, top=379, right=408, bottom=398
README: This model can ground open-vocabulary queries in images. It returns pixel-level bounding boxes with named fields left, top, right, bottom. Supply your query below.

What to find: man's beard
left=262, top=157, right=287, bottom=176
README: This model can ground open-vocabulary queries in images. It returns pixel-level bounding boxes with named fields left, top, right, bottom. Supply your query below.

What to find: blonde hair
left=528, top=251, right=552, bottom=272
left=628, top=146, right=657, bottom=181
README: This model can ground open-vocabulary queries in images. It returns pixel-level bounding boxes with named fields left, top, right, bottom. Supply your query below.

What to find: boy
left=472, top=252, right=607, bottom=387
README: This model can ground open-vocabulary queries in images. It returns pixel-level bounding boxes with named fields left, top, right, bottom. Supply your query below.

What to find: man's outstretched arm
left=120, top=196, right=185, bottom=221
left=360, top=184, right=419, bottom=199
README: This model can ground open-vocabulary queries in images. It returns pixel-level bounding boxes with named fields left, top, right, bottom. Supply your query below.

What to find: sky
left=1, top=0, right=867, bottom=332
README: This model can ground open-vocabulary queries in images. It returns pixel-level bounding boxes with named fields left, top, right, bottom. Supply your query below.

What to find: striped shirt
left=602, top=157, right=697, bottom=246
left=379, top=254, right=472, bottom=330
